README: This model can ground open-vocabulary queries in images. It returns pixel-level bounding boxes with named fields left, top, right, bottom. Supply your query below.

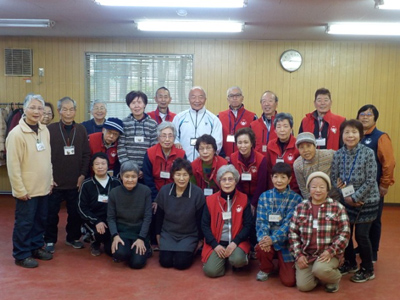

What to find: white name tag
left=316, top=138, right=326, bottom=147
left=342, top=184, right=355, bottom=197
left=98, top=194, right=108, bottom=203
left=269, top=214, right=281, bottom=222
left=241, top=172, right=252, bottom=181
left=222, top=211, right=232, bottom=220
left=313, top=219, right=318, bottom=229
left=190, top=138, right=197, bottom=146
left=64, top=146, right=75, bottom=155
left=36, top=142, right=45, bottom=151
left=226, top=135, right=235, bottom=142
left=160, top=171, right=170, bottom=179
left=262, top=145, right=267, bottom=152
left=276, top=158, right=284, bottom=164
left=204, top=188, right=213, bottom=196
left=134, top=136, right=144, bottom=143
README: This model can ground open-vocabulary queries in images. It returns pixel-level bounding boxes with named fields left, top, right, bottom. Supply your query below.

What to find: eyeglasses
left=93, top=106, right=106, bottom=111
left=160, top=134, right=174, bottom=140
left=220, top=177, right=235, bottom=183
left=228, top=93, right=242, bottom=98
left=199, top=146, right=214, bottom=152
left=42, top=112, right=53, bottom=116
left=27, top=106, right=44, bottom=112
left=359, top=112, right=373, bottom=117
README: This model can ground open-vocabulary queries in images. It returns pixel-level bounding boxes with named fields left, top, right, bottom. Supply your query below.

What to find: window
left=85, top=53, right=193, bottom=119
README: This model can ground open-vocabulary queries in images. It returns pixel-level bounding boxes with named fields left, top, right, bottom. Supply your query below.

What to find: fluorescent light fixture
left=137, top=20, right=244, bottom=33
left=94, top=0, right=247, bottom=8
left=375, top=0, right=400, bottom=10
left=326, top=23, right=400, bottom=36
left=0, top=19, right=55, bottom=28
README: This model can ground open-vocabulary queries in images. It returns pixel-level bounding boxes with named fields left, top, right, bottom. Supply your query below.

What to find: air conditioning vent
left=4, top=48, right=33, bottom=76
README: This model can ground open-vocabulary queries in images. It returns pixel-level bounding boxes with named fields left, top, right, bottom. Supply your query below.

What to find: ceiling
left=1, top=0, right=400, bottom=42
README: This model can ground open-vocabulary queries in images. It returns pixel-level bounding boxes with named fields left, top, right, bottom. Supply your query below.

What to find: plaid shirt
left=256, top=187, right=302, bottom=262
left=289, top=198, right=350, bottom=260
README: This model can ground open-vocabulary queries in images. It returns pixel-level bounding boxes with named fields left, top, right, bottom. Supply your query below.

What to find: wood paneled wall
left=0, top=37, right=398, bottom=202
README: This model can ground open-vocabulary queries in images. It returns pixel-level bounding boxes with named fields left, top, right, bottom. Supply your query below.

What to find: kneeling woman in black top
left=107, top=161, right=152, bottom=269
left=155, top=158, right=205, bottom=270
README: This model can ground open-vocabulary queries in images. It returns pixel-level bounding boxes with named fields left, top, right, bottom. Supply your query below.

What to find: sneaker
left=256, top=270, right=269, bottom=281
left=351, top=268, right=375, bottom=283
left=32, top=248, right=53, bottom=260
left=15, top=257, right=38, bottom=268
left=45, top=243, right=55, bottom=254
left=325, top=282, right=339, bottom=293
left=90, top=244, right=101, bottom=257
left=339, top=263, right=359, bottom=275
left=83, top=232, right=94, bottom=243
left=65, top=240, right=84, bottom=249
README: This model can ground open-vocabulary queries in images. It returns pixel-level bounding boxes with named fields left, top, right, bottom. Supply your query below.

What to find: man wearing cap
left=148, top=87, right=176, bottom=124
left=299, top=88, right=345, bottom=150
left=218, top=86, right=257, bottom=160
left=88, top=117, right=124, bottom=177
left=251, top=91, right=279, bottom=158
left=293, top=132, right=336, bottom=200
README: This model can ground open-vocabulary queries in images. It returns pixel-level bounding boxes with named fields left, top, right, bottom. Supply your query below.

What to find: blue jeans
left=13, top=195, right=48, bottom=260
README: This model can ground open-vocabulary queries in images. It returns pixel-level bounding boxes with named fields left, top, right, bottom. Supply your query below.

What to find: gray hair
left=90, top=100, right=107, bottom=111
left=226, top=86, right=243, bottom=97
left=57, top=97, right=77, bottom=111
left=120, top=161, right=140, bottom=176
left=216, top=165, right=240, bottom=184
left=23, top=94, right=45, bottom=109
left=260, top=90, right=278, bottom=103
left=189, top=86, right=207, bottom=99
left=157, top=121, right=177, bottom=138
left=273, top=112, right=294, bottom=128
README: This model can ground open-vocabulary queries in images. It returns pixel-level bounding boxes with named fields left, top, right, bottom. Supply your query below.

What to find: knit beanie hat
left=306, top=171, right=331, bottom=190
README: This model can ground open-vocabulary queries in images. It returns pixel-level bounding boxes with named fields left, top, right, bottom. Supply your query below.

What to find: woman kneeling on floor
left=201, top=164, right=252, bottom=278
left=289, top=172, right=350, bottom=293
left=107, top=161, right=152, bottom=269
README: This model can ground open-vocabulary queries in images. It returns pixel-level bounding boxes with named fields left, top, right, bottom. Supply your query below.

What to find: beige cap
left=306, top=171, right=331, bottom=190
left=296, top=132, right=317, bottom=148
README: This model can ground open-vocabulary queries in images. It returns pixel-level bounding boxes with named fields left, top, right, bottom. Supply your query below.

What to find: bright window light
left=375, top=0, right=400, bottom=10
left=137, top=20, right=244, bottom=33
left=326, top=23, right=400, bottom=36
left=94, top=0, right=247, bottom=8
left=0, top=19, right=55, bottom=28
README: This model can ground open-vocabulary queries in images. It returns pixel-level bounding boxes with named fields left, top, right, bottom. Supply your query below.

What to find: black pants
left=83, top=222, right=112, bottom=256
left=44, top=189, right=82, bottom=244
left=345, top=222, right=373, bottom=271
left=13, top=196, right=48, bottom=260
left=159, top=250, right=193, bottom=270
left=369, top=196, right=384, bottom=256
left=113, top=237, right=148, bottom=269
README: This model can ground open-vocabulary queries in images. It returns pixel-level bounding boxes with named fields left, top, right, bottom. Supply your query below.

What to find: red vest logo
left=288, top=153, right=294, bottom=161
left=236, top=205, right=243, bottom=213
left=250, top=166, right=257, bottom=173
left=331, top=126, right=337, bottom=134
left=110, top=150, right=117, bottom=157
left=240, top=119, right=247, bottom=126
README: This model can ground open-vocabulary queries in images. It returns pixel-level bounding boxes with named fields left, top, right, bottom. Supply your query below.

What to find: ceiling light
left=137, top=20, right=244, bottom=33
left=326, top=23, right=400, bottom=36
left=0, top=19, right=55, bottom=28
left=375, top=0, right=400, bottom=10
left=94, top=0, right=247, bottom=8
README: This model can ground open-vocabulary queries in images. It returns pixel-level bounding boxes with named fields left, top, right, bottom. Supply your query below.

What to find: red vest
left=191, top=156, right=228, bottom=193
left=201, top=190, right=251, bottom=263
left=250, top=113, right=277, bottom=158
left=230, top=150, right=265, bottom=197
left=218, top=106, right=257, bottom=158
left=148, top=107, right=176, bottom=124
left=88, top=132, right=118, bottom=171
left=300, top=110, right=345, bottom=150
left=146, top=143, right=186, bottom=190
left=266, top=136, right=300, bottom=193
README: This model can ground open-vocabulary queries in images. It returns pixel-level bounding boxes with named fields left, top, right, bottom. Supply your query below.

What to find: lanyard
left=271, top=189, right=289, bottom=214
left=262, top=115, right=272, bottom=143
left=342, top=149, right=360, bottom=184
left=202, top=157, right=218, bottom=188
left=218, top=195, right=236, bottom=243
left=318, top=117, right=324, bottom=138
left=228, top=108, right=246, bottom=134
left=59, top=122, right=76, bottom=147
left=189, top=109, right=207, bottom=136
left=94, top=176, right=111, bottom=195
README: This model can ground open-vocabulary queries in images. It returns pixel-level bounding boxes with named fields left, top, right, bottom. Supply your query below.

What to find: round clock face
left=280, top=50, right=302, bottom=72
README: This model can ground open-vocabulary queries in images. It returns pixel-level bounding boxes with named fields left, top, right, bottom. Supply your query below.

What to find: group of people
left=6, top=86, right=395, bottom=294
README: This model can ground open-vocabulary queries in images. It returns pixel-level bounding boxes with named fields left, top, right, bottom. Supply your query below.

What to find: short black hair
left=126, top=90, right=148, bottom=107
left=234, top=127, right=256, bottom=148
left=195, top=134, right=217, bottom=152
left=340, top=119, right=364, bottom=140
left=315, top=88, right=331, bottom=101
left=357, top=104, right=379, bottom=122
left=91, top=152, right=109, bottom=167
left=271, top=162, right=292, bottom=177
left=171, top=158, right=193, bottom=177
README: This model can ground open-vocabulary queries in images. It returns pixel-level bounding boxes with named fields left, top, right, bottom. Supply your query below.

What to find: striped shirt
left=256, top=187, right=302, bottom=262
left=117, top=113, right=157, bottom=169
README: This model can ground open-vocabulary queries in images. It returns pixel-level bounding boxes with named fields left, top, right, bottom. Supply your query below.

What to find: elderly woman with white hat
left=293, top=132, right=336, bottom=200
left=289, top=171, right=350, bottom=293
